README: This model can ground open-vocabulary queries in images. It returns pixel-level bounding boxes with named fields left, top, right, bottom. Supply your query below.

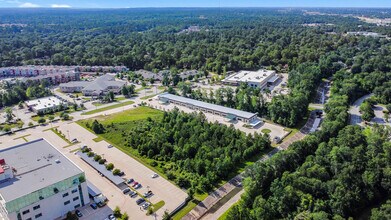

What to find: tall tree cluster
left=0, top=80, right=52, bottom=108
left=107, top=108, right=270, bottom=193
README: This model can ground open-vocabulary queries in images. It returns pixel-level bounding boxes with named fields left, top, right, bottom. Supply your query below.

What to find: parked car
left=118, top=171, right=125, bottom=176
left=132, top=181, right=139, bottom=187
left=136, top=198, right=145, bottom=205
left=71, top=138, right=78, bottom=143
left=142, top=202, right=151, bottom=209
left=151, top=173, right=158, bottom=178
left=107, top=144, right=113, bottom=148
left=90, top=203, right=98, bottom=210
left=97, top=201, right=106, bottom=207
left=134, top=183, right=142, bottom=189
left=75, top=210, right=83, bottom=217
left=122, top=188, right=131, bottom=194
left=129, top=191, right=138, bottom=198
left=127, top=178, right=134, bottom=184
left=108, top=214, right=116, bottom=220
left=143, top=190, right=153, bottom=198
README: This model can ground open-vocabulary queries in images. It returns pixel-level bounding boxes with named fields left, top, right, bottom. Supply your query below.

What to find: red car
left=132, top=181, right=139, bottom=187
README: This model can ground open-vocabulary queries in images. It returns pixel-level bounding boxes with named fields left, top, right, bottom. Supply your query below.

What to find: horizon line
left=0, top=6, right=391, bottom=9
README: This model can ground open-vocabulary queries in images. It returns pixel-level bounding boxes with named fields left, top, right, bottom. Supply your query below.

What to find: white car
left=151, top=173, right=158, bottom=178
left=142, top=202, right=151, bottom=210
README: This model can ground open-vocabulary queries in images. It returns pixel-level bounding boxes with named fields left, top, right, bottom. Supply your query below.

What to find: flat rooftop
left=0, top=138, right=83, bottom=202
left=25, top=96, right=64, bottom=110
left=223, top=69, right=275, bottom=83
left=158, top=93, right=256, bottom=119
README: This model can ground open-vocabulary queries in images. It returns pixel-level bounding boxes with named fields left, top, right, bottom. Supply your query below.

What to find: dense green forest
left=1, top=8, right=390, bottom=73
left=225, top=26, right=391, bottom=218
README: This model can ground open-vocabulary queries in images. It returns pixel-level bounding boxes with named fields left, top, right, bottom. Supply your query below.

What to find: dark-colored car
left=118, top=171, right=125, bottom=176
left=90, top=203, right=98, bottom=210
left=136, top=198, right=145, bottom=205
left=127, top=178, right=134, bottom=184
left=132, top=181, right=139, bottom=187
left=75, top=210, right=83, bottom=217
left=129, top=191, right=138, bottom=198
left=122, top=188, right=131, bottom=194
left=134, top=183, right=142, bottom=189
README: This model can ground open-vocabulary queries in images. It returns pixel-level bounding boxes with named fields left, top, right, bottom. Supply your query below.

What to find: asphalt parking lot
left=0, top=120, right=187, bottom=220
left=55, top=122, right=188, bottom=219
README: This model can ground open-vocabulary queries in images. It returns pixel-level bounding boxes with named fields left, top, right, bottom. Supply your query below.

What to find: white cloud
left=19, top=2, right=40, bottom=8
left=51, top=4, right=71, bottom=8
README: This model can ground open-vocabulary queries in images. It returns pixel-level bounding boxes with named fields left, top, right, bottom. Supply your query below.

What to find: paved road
left=349, top=94, right=372, bottom=126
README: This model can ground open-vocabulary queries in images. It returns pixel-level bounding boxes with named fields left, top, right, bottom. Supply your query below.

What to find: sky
left=0, top=0, right=390, bottom=8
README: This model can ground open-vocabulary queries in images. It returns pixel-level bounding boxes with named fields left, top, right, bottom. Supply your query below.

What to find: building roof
left=25, top=96, right=65, bottom=111
left=0, top=138, right=84, bottom=202
left=158, top=93, right=257, bottom=119
left=136, top=69, right=163, bottom=80
left=59, top=81, right=90, bottom=87
left=223, top=69, right=275, bottom=84
left=87, top=180, right=102, bottom=197
left=76, top=151, right=124, bottom=186
left=59, top=74, right=126, bottom=92
left=267, top=75, right=280, bottom=83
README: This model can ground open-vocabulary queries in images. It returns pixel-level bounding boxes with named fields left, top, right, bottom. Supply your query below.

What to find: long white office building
left=0, top=139, right=90, bottom=220
left=158, top=93, right=261, bottom=125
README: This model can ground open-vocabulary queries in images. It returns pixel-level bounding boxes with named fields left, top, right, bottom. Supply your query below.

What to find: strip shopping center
left=158, top=93, right=262, bottom=126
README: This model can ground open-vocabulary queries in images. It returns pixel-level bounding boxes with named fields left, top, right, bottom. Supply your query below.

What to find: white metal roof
left=158, top=93, right=256, bottom=119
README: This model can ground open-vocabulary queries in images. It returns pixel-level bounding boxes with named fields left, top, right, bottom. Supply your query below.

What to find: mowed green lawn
left=81, top=101, right=135, bottom=115
left=77, top=106, right=164, bottom=171
left=91, top=106, right=163, bottom=124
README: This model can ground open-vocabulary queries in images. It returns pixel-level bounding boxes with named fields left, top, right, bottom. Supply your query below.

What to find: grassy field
left=92, top=102, right=105, bottom=107
left=81, top=101, right=135, bottom=115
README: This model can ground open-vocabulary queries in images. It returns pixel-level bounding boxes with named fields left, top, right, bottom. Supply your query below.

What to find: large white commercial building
left=25, top=96, right=67, bottom=114
left=0, top=139, right=90, bottom=220
left=222, top=69, right=278, bottom=89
